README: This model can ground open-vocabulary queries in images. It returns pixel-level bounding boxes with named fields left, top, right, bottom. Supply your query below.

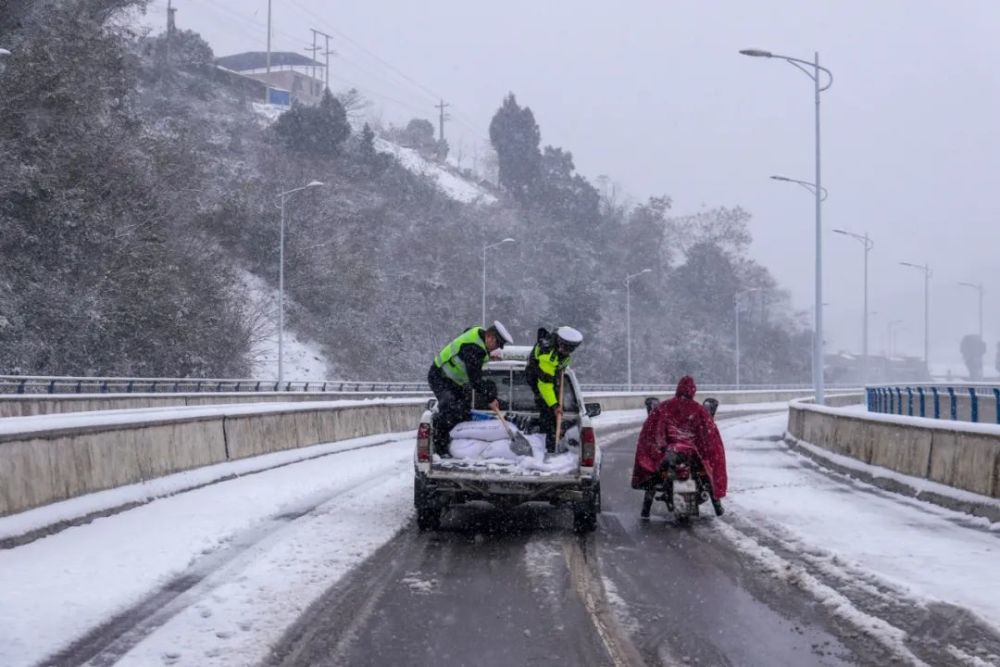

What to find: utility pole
left=436, top=99, right=450, bottom=160
left=306, top=29, right=321, bottom=101
left=265, top=0, right=272, bottom=103
left=322, top=32, right=332, bottom=92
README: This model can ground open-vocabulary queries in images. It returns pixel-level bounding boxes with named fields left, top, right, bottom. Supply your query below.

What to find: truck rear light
left=581, top=426, right=596, bottom=467
left=416, top=422, right=431, bottom=462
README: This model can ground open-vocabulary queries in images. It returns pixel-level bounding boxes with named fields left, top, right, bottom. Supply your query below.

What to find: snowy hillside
left=371, top=137, right=497, bottom=205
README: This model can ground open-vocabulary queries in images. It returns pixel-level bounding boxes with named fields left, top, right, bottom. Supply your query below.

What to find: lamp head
left=740, top=49, right=774, bottom=58
left=306, top=180, right=324, bottom=188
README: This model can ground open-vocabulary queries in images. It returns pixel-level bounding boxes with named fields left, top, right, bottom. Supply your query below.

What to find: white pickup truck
left=413, top=346, right=603, bottom=532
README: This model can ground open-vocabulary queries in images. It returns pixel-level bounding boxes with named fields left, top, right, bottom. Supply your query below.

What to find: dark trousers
left=428, top=366, right=471, bottom=456
left=535, top=397, right=559, bottom=453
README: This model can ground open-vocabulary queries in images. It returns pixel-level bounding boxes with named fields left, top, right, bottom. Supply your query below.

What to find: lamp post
left=833, top=229, right=874, bottom=385
left=900, top=262, right=932, bottom=376
left=735, top=288, right=764, bottom=389
left=277, top=180, right=324, bottom=385
left=626, top=268, right=652, bottom=390
left=742, top=48, right=833, bottom=405
left=957, top=282, right=984, bottom=341
left=481, top=238, right=515, bottom=325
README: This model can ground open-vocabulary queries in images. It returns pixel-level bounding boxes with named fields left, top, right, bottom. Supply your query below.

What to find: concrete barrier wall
left=788, top=401, right=1000, bottom=498
left=0, top=417, right=228, bottom=517
left=0, top=401, right=426, bottom=517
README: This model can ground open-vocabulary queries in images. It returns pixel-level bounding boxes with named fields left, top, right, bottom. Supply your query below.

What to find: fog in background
left=143, top=0, right=999, bottom=372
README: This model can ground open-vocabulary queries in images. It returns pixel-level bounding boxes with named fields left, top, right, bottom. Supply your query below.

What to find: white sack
left=449, top=419, right=516, bottom=442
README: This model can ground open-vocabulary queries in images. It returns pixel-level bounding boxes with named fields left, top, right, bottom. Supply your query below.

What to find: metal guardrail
left=0, top=375, right=848, bottom=397
left=867, top=384, right=1000, bottom=424
left=579, top=383, right=858, bottom=393
left=0, top=375, right=428, bottom=395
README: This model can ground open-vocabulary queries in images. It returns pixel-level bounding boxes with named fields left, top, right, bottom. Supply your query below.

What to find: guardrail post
left=76, top=380, right=83, bottom=394
left=17, top=379, right=26, bottom=394
left=906, top=387, right=914, bottom=416
left=304, top=383, right=310, bottom=392
left=995, top=388, right=1000, bottom=425
left=322, top=382, right=328, bottom=392
left=931, top=387, right=940, bottom=419
left=947, top=387, right=957, bottom=420
left=895, top=387, right=903, bottom=415
left=917, top=387, right=926, bottom=417
left=865, top=388, right=873, bottom=411
left=100, top=380, right=108, bottom=394
left=969, top=388, right=978, bottom=423
left=47, top=379, right=56, bottom=394
left=127, top=380, right=134, bottom=393
left=887, top=388, right=894, bottom=414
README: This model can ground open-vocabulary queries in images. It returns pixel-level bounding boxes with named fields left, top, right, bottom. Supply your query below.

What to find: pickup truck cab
left=413, top=345, right=603, bottom=532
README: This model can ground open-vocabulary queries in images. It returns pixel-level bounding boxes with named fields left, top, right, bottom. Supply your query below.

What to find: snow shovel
left=491, top=405, right=532, bottom=456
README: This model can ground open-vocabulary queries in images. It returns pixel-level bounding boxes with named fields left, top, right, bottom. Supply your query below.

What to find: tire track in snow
left=42, top=457, right=412, bottom=666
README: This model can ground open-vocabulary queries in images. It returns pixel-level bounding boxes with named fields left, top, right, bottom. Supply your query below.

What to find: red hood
left=675, top=376, right=696, bottom=399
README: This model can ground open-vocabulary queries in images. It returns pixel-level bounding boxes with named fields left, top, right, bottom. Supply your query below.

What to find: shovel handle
left=491, top=404, right=515, bottom=437
left=554, top=371, right=565, bottom=442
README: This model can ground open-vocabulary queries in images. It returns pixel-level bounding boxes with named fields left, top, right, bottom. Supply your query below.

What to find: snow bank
left=720, top=415, right=1000, bottom=639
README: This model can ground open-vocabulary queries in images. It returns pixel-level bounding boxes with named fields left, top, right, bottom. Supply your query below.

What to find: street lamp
left=743, top=47, right=833, bottom=404
left=770, top=175, right=828, bottom=201
left=481, top=238, right=515, bottom=325
left=900, top=262, right=932, bottom=376
left=833, top=229, right=874, bottom=385
left=734, top=288, right=764, bottom=389
left=957, top=282, right=984, bottom=341
left=277, top=180, right=324, bottom=386
left=625, top=268, right=652, bottom=390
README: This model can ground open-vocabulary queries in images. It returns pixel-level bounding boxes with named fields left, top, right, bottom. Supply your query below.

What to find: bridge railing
left=867, top=383, right=1000, bottom=424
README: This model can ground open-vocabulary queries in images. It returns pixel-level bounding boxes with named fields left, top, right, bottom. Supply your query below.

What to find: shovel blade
left=510, top=433, right=532, bottom=456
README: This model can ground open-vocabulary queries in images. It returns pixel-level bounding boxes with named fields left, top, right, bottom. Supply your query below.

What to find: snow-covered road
left=711, top=414, right=1000, bottom=666
left=1, top=408, right=997, bottom=666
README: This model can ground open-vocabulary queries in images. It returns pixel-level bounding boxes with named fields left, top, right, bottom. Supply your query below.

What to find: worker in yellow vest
left=427, top=321, right=513, bottom=455
left=526, top=326, right=583, bottom=452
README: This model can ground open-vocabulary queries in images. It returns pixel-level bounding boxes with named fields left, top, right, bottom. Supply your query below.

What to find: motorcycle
left=641, top=397, right=723, bottom=523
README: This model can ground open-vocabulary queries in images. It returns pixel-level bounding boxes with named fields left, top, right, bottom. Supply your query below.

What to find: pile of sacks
left=448, top=419, right=547, bottom=461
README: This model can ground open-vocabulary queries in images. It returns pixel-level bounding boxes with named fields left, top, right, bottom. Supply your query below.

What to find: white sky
left=141, top=1, right=999, bottom=370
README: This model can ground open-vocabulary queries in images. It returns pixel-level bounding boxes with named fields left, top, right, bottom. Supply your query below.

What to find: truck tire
left=573, top=485, right=600, bottom=533
left=416, top=505, right=442, bottom=531
left=414, top=476, right=442, bottom=531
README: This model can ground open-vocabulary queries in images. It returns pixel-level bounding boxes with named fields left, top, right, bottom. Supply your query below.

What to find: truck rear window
left=472, top=369, right=579, bottom=413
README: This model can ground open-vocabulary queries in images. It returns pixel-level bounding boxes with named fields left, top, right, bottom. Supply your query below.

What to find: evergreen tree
left=488, top=93, right=541, bottom=202
left=273, top=90, right=350, bottom=157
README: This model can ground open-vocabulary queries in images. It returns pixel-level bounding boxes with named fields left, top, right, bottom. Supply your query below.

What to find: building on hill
left=214, top=51, right=325, bottom=106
